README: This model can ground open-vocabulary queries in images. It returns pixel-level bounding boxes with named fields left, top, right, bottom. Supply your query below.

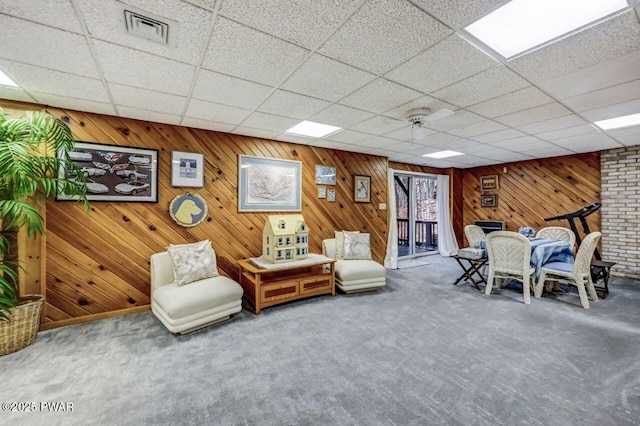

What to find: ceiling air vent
left=123, top=10, right=170, bottom=45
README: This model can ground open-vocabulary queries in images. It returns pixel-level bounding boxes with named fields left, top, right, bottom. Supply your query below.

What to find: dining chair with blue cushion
left=536, top=226, right=576, bottom=250
left=535, top=231, right=601, bottom=309
left=485, top=231, right=535, bottom=304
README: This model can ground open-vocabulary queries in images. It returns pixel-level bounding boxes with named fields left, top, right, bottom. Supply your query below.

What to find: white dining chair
left=464, top=224, right=485, bottom=249
left=485, top=231, right=535, bottom=305
left=536, top=226, right=576, bottom=250
left=535, top=232, right=601, bottom=309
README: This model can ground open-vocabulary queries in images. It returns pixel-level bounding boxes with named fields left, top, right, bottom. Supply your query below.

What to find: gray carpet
left=396, top=257, right=431, bottom=269
left=2, top=255, right=639, bottom=426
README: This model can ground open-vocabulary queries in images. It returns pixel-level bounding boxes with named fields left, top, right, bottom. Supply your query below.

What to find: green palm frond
left=0, top=107, right=90, bottom=319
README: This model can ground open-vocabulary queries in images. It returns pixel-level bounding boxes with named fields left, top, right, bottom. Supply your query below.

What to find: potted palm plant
left=0, top=107, right=88, bottom=356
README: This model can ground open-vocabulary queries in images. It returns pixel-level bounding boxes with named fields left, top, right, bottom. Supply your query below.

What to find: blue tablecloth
left=481, top=237, right=574, bottom=281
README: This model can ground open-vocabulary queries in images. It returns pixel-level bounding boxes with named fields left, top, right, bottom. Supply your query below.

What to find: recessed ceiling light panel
left=594, top=113, right=640, bottom=130
left=0, top=69, right=18, bottom=88
left=285, top=121, right=342, bottom=138
left=465, top=0, right=629, bottom=58
left=422, top=150, right=464, bottom=159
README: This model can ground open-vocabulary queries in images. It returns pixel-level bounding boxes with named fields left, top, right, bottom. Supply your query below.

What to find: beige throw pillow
left=167, top=240, right=219, bottom=286
left=335, top=230, right=359, bottom=260
left=343, top=232, right=372, bottom=260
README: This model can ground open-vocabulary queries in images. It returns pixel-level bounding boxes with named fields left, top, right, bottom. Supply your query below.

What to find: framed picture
left=481, top=194, right=497, bottom=207
left=315, top=164, right=336, bottom=185
left=57, top=141, right=158, bottom=202
left=354, top=175, right=371, bottom=203
left=328, top=189, right=336, bottom=202
left=480, top=175, right=499, bottom=190
left=318, top=186, right=327, bottom=199
left=238, top=155, right=302, bottom=212
left=171, top=151, right=204, bottom=188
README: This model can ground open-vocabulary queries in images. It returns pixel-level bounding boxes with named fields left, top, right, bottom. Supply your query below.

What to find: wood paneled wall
left=461, top=153, right=601, bottom=246
left=1, top=102, right=389, bottom=327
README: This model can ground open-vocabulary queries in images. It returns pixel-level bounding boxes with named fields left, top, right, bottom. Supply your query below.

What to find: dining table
left=481, top=237, right=575, bottom=284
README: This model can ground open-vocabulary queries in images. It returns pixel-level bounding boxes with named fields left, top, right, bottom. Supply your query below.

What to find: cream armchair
left=322, top=237, right=386, bottom=293
left=150, top=250, right=243, bottom=334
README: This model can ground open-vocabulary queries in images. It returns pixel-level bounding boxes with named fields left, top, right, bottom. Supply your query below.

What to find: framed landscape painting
left=238, top=155, right=302, bottom=212
left=57, top=141, right=158, bottom=202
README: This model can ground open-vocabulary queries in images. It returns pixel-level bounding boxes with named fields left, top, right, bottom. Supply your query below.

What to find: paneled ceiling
left=1, top=0, right=639, bottom=168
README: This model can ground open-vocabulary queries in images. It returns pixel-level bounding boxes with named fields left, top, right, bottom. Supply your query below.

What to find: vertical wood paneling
left=8, top=104, right=389, bottom=327
left=461, top=153, right=601, bottom=240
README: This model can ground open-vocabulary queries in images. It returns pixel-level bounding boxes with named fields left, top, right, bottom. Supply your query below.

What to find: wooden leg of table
left=330, top=263, right=336, bottom=296
left=254, top=274, right=261, bottom=315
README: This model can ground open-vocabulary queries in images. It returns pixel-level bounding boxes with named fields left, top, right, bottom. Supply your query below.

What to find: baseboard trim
left=40, top=305, right=151, bottom=331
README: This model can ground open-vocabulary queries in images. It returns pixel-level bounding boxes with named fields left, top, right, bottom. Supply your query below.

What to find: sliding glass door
left=394, top=173, right=438, bottom=258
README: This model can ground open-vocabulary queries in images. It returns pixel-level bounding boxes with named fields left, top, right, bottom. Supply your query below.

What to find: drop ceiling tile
left=383, top=126, right=436, bottom=142
left=388, top=153, right=414, bottom=162
left=555, top=133, right=622, bottom=152
left=233, top=127, right=280, bottom=140
left=353, top=136, right=402, bottom=149
left=109, top=83, right=187, bottom=116
left=495, top=103, right=572, bottom=128
left=31, top=92, right=116, bottom=116
left=0, top=86, right=35, bottom=103
left=412, top=0, right=508, bottom=29
left=192, top=70, right=273, bottom=110
left=384, top=142, right=418, bottom=153
left=413, top=132, right=459, bottom=147
left=325, top=129, right=372, bottom=144
left=0, top=16, right=99, bottom=78
left=0, top=0, right=82, bottom=33
left=538, top=50, right=640, bottom=100
left=510, top=11, right=640, bottom=84
left=478, top=151, right=533, bottom=162
left=426, top=110, right=485, bottom=132
left=219, top=0, right=360, bottom=49
left=562, top=80, right=640, bottom=113
left=606, top=126, right=640, bottom=146
left=470, top=128, right=526, bottom=143
left=76, top=0, right=211, bottom=64
left=185, top=99, right=252, bottom=125
left=528, top=147, right=575, bottom=159
left=311, top=139, right=349, bottom=150
left=515, top=140, right=561, bottom=153
left=0, top=60, right=109, bottom=102
left=349, top=115, right=406, bottom=136
left=182, top=0, right=215, bottom=10
left=319, top=0, right=452, bottom=75
left=275, top=133, right=316, bottom=145
left=460, top=143, right=498, bottom=154
left=118, top=106, right=181, bottom=125
left=489, top=136, right=546, bottom=150
left=518, top=115, right=588, bottom=135
left=432, top=65, right=529, bottom=107
left=580, top=99, right=640, bottom=122
left=309, top=104, right=374, bottom=129
left=181, top=118, right=235, bottom=133
left=258, top=90, right=331, bottom=120
left=467, top=86, right=554, bottom=118
left=431, top=139, right=483, bottom=151
left=203, top=17, right=309, bottom=87
left=536, top=124, right=598, bottom=141
left=93, top=40, right=194, bottom=95
left=281, top=54, right=375, bottom=102
left=446, top=120, right=507, bottom=138
left=339, top=78, right=422, bottom=114
left=385, top=34, right=496, bottom=93
left=240, top=112, right=299, bottom=133
left=341, top=144, right=375, bottom=154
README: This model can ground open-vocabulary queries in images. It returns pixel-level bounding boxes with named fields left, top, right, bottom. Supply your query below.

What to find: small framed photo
left=481, top=194, right=497, bottom=208
left=318, top=186, right=327, bottom=198
left=315, top=164, right=336, bottom=185
left=354, top=175, right=371, bottom=203
left=327, top=189, right=336, bottom=202
left=172, top=151, right=204, bottom=188
left=480, top=175, right=499, bottom=191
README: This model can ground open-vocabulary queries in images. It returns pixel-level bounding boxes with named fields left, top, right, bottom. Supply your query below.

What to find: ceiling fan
left=405, top=107, right=455, bottom=141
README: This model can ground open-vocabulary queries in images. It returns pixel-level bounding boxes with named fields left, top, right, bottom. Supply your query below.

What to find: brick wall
left=601, top=146, right=640, bottom=279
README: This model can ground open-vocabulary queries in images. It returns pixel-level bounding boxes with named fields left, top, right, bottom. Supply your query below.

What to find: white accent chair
left=484, top=231, right=535, bottom=304
left=536, top=226, right=576, bottom=249
left=150, top=251, right=243, bottom=334
left=322, top=238, right=386, bottom=293
left=536, top=232, right=601, bottom=309
left=464, top=224, right=485, bottom=249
